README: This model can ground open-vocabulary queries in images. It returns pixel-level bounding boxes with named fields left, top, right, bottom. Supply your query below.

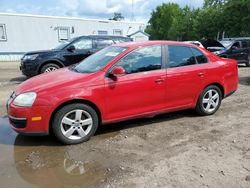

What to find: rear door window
left=241, top=40, right=250, bottom=48
left=190, top=47, right=208, bottom=64
left=94, top=39, right=114, bottom=49
left=168, top=45, right=197, bottom=68
left=241, top=41, right=248, bottom=48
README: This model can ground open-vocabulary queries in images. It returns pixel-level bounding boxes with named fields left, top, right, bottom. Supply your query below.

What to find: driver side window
left=72, top=38, right=93, bottom=50
left=232, top=42, right=240, bottom=49
left=116, top=45, right=162, bottom=74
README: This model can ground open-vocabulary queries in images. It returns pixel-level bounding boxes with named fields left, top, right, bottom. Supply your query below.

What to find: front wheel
left=52, top=103, right=99, bottom=145
left=195, top=85, right=222, bottom=116
left=40, top=63, right=60, bottom=74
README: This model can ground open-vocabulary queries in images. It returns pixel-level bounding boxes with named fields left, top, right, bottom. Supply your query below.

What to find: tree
left=196, top=5, right=224, bottom=39
left=145, top=3, right=182, bottom=40
left=109, top=12, right=124, bottom=21
left=145, top=3, right=199, bottom=40
left=222, top=0, right=250, bottom=37
left=146, top=1, right=250, bottom=40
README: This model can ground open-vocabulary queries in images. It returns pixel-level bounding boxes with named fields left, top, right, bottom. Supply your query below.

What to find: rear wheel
left=195, top=85, right=222, bottom=116
left=40, top=63, right=60, bottom=74
left=52, top=103, right=99, bottom=144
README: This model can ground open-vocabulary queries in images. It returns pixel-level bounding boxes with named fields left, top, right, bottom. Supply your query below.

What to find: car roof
left=222, top=37, right=250, bottom=41
left=88, top=35, right=131, bottom=39
left=114, top=40, right=197, bottom=48
left=74, top=35, right=131, bottom=40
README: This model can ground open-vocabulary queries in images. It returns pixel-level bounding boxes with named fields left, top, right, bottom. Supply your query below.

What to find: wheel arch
left=49, top=99, right=102, bottom=134
left=203, top=82, right=225, bottom=99
left=38, top=60, right=65, bottom=74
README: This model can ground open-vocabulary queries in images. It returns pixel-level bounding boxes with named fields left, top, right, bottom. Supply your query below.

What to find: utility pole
left=131, top=0, right=135, bottom=21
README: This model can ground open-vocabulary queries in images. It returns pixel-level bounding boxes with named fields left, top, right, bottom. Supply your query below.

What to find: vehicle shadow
left=96, top=109, right=196, bottom=135
left=238, top=65, right=248, bottom=68
left=10, top=76, right=28, bottom=83
left=239, top=76, right=250, bottom=86
left=12, top=109, right=197, bottom=147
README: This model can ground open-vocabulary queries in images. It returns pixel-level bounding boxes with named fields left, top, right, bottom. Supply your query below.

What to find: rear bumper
left=224, top=90, right=236, bottom=99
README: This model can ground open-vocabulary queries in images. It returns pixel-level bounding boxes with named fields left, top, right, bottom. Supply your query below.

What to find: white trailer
left=0, top=13, right=146, bottom=61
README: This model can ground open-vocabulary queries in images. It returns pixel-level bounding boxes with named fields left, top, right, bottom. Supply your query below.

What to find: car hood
left=15, top=68, right=96, bottom=95
left=199, top=39, right=225, bottom=49
left=24, top=49, right=61, bottom=55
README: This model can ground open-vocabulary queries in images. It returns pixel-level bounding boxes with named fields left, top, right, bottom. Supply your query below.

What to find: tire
left=195, top=85, right=222, bottom=116
left=40, top=63, right=60, bottom=74
left=246, top=55, right=250, bottom=67
left=52, top=103, right=99, bottom=145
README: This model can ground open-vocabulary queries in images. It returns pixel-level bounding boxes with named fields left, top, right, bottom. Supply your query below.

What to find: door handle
left=155, top=78, right=165, bottom=84
left=198, top=72, right=205, bottom=77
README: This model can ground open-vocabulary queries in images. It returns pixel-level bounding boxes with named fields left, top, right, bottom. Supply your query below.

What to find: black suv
left=20, top=35, right=132, bottom=77
left=216, top=38, right=250, bottom=67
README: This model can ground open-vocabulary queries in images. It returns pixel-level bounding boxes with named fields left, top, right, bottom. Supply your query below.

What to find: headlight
left=13, top=92, right=37, bottom=107
left=23, top=54, right=39, bottom=61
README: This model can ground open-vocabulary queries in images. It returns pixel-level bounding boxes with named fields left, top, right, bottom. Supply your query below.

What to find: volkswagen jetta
left=7, top=41, right=238, bottom=144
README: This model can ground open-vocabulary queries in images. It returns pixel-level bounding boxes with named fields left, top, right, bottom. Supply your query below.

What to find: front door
left=63, top=38, right=94, bottom=66
left=104, top=45, right=167, bottom=120
left=228, top=42, right=247, bottom=62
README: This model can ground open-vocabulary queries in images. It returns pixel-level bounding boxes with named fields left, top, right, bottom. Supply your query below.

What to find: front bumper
left=7, top=102, right=51, bottom=135
left=9, top=116, right=27, bottom=129
left=20, top=59, right=40, bottom=77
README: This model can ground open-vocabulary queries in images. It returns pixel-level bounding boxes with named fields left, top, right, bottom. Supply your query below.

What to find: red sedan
left=7, top=41, right=238, bottom=144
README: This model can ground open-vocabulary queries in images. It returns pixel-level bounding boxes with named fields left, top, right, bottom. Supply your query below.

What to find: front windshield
left=220, top=41, right=233, bottom=48
left=72, top=46, right=127, bottom=73
left=54, top=37, right=77, bottom=50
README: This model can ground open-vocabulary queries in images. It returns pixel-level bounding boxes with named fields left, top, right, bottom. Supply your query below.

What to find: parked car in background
left=20, top=35, right=132, bottom=77
left=216, top=38, right=250, bottom=67
left=185, top=39, right=225, bottom=53
left=185, top=41, right=205, bottom=48
left=7, top=41, right=238, bottom=144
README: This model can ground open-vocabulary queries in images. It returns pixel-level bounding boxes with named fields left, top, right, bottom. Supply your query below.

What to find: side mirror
left=67, top=45, right=76, bottom=52
left=109, top=66, right=126, bottom=77
left=231, top=46, right=238, bottom=50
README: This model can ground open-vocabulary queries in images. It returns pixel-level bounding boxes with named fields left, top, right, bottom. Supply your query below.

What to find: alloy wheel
left=202, top=89, right=220, bottom=113
left=45, top=67, right=58, bottom=72
left=60, top=110, right=93, bottom=140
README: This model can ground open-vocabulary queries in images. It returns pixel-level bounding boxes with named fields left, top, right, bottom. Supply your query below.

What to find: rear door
left=165, top=45, right=208, bottom=108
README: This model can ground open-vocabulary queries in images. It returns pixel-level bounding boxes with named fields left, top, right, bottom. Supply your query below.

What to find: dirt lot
left=1, top=62, right=250, bottom=188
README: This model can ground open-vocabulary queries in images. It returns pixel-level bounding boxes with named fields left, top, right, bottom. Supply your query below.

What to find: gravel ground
left=0, top=62, right=250, bottom=188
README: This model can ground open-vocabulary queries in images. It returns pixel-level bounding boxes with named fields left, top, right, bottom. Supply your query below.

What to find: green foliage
left=109, top=12, right=124, bottom=21
left=146, top=0, right=250, bottom=40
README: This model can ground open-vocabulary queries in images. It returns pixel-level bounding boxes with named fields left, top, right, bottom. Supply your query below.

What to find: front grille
left=9, top=117, right=27, bottom=129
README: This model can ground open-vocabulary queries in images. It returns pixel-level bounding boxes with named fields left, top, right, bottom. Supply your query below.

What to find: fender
left=37, top=59, right=65, bottom=73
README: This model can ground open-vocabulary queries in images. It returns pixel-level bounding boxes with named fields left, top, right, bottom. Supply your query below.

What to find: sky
left=0, top=0, right=204, bottom=23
